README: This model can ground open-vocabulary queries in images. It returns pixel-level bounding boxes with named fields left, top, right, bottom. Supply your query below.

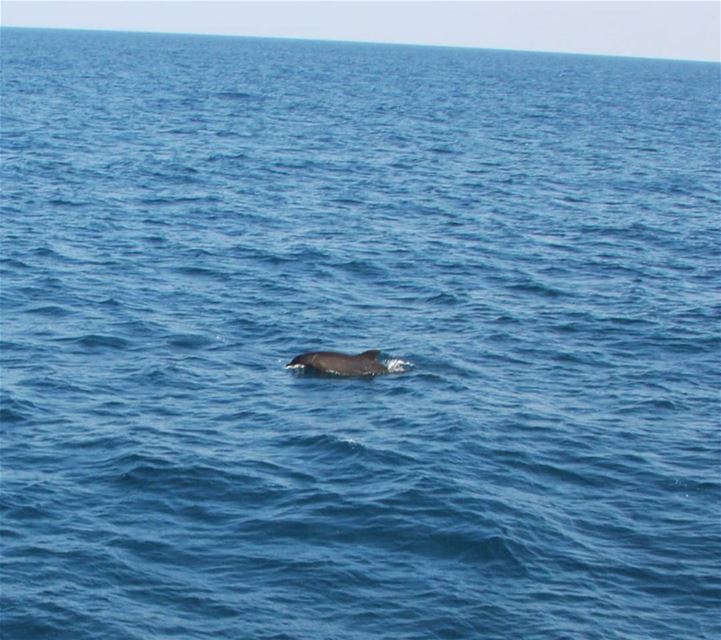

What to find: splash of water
left=385, top=358, right=412, bottom=374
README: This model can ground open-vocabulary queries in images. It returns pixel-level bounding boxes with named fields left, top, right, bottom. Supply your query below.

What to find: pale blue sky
left=1, top=1, right=719, bottom=62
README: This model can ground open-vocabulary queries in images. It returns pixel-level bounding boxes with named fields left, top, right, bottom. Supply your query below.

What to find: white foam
left=385, top=358, right=413, bottom=373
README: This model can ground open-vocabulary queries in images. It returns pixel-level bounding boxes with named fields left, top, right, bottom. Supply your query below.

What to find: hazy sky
left=1, top=1, right=719, bottom=62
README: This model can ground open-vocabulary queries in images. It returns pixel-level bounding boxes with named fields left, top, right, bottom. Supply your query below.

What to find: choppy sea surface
left=1, top=28, right=720, bottom=640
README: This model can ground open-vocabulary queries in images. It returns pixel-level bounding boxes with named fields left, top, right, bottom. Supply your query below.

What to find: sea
left=1, top=27, right=719, bottom=640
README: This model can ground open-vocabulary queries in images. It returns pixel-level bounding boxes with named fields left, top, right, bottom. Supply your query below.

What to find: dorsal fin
left=358, top=349, right=381, bottom=359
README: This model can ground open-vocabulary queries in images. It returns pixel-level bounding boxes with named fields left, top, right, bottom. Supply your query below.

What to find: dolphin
left=286, top=349, right=388, bottom=376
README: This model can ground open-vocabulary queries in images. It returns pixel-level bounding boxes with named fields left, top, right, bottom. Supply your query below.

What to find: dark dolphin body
left=287, top=349, right=388, bottom=376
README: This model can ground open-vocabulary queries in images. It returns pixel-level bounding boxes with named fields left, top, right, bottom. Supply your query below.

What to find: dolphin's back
left=288, top=350, right=387, bottom=376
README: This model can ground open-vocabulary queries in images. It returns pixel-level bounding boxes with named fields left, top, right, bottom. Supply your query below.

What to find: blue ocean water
left=1, top=26, right=720, bottom=639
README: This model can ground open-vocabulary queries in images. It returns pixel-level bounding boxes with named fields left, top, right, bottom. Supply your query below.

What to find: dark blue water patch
left=23, top=304, right=74, bottom=318
left=1, top=26, right=720, bottom=640
left=216, top=90, right=257, bottom=101
left=164, top=333, right=216, bottom=350
left=171, top=265, right=231, bottom=282
left=56, top=333, right=131, bottom=351
left=0, top=395, right=39, bottom=424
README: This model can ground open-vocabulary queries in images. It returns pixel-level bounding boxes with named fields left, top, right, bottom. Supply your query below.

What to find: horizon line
left=2, top=24, right=718, bottom=64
